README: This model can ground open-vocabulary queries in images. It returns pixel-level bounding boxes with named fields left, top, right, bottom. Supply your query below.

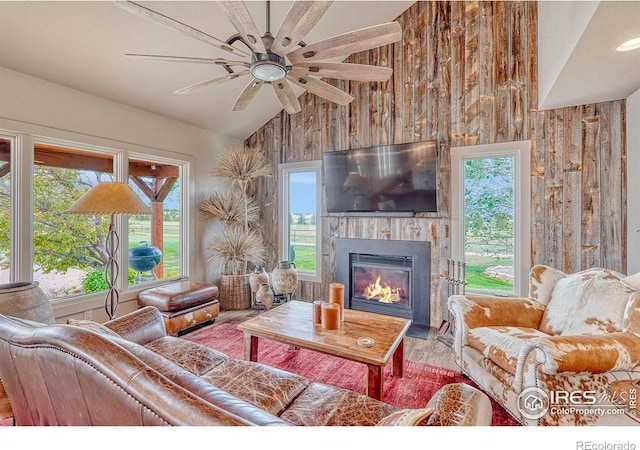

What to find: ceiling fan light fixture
left=250, top=50, right=288, bottom=82
left=251, top=61, right=287, bottom=82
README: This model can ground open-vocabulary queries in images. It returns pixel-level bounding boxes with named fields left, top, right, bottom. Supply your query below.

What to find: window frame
left=451, top=140, right=531, bottom=297
left=278, top=161, right=322, bottom=283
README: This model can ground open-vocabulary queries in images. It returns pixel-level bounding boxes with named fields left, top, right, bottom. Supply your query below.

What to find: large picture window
left=451, top=141, right=531, bottom=297
left=279, top=161, right=321, bottom=282
left=0, top=128, right=191, bottom=308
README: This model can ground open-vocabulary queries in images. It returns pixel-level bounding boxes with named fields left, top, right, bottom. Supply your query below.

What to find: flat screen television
left=323, top=141, right=438, bottom=214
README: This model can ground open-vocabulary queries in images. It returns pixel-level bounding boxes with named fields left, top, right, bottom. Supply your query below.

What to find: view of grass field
left=126, top=221, right=512, bottom=290
left=288, top=224, right=513, bottom=291
left=464, top=254, right=513, bottom=290
left=289, top=224, right=316, bottom=271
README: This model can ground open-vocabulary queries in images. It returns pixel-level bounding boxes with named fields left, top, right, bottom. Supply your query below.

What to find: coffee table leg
left=392, top=338, right=404, bottom=378
left=243, top=333, right=259, bottom=362
left=367, top=364, right=384, bottom=401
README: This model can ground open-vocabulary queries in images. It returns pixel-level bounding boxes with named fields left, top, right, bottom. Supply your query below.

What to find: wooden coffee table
left=237, top=300, right=412, bottom=401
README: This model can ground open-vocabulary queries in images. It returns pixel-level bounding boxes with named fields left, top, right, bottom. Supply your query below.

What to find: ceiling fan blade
left=286, top=71, right=353, bottom=106
left=271, top=1, right=333, bottom=57
left=287, top=22, right=402, bottom=64
left=175, top=70, right=250, bottom=95
left=125, top=54, right=250, bottom=68
left=293, top=62, right=392, bottom=82
left=233, top=80, right=264, bottom=111
left=114, top=1, right=250, bottom=58
left=217, top=1, right=267, bottom=55
left=272, top=80, right=302, bottom=114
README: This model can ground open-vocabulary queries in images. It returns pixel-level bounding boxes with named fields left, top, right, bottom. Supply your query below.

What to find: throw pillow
left=539, top=268, right=633, bottom=335
left=621, top=272, right=640, bottom=291
left=376, top=407, right=434, bottom=426
left=67, top=318, right=120, bottom=337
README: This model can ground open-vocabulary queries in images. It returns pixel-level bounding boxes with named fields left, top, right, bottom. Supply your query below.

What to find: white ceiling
left=538, top=0, right=640, bottom=110
left=1, top=1, right=639, bottom=141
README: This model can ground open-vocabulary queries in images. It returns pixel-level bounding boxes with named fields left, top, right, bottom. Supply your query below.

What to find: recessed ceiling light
left=616, top=37, right=640, bottom=52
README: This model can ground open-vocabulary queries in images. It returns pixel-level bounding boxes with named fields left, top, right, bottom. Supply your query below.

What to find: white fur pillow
left=538, top=268, right=633, bottom=335
left=621, top=272, right=640, bottom=291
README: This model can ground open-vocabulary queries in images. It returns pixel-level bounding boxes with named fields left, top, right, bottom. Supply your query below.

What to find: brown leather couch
left=0, top=306, right=492, bottom=426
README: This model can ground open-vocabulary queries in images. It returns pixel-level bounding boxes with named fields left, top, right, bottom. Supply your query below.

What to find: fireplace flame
left=362, top=275, right=401, bottom=303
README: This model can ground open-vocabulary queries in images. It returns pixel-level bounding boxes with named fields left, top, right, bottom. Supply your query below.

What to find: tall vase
left=271, top=261, right=297, bottom=301
left=0, top=281, right=55, bottom=324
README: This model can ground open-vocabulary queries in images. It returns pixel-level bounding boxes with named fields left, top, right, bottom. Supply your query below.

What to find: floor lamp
left=67, top=182, right=151, bottom=320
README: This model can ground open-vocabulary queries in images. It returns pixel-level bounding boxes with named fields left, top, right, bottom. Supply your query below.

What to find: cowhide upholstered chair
left=449, top=265, right=640, bottom=426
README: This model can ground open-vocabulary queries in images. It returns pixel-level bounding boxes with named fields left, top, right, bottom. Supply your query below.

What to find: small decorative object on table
left=255, top=283, right=274, bottom=312
left=357, top=337, right=375, bottom=348
left=272, top=260, right=297, bottom=302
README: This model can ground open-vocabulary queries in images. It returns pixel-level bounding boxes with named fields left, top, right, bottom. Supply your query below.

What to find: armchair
left=449, top=264, right=640, bottom=426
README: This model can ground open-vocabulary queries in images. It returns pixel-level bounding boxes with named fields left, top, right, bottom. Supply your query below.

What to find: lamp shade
left=66, top=182, right=151, bottom=216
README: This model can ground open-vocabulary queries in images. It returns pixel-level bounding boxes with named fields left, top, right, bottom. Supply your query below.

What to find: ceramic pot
left=255, top=283, right=274, bottom=310
left=249, top=267, right=270, bottom=293
left=0, top=281, right=55, bottom=324
left=271, top=261, right=297, bottom=296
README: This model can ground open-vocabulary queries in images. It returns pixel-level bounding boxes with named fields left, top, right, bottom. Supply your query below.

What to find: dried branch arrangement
left=201, top=145, right=272, bottom=275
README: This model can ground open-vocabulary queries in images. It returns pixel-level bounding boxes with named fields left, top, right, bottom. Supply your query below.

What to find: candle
left=321, top=302, right=340, bottom=330
left=329, top=282, right=345, bottom=322
left=312, top=300, right=326, bottom=324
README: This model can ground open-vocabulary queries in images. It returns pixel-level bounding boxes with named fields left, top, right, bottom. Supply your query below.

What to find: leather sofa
left=0, top=306, right=492, bottom=426
left=449, top=264, right=640, bottom=426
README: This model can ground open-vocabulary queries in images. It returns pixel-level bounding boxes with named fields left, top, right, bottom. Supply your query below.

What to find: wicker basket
left=218, top=273, right=252, bottom=310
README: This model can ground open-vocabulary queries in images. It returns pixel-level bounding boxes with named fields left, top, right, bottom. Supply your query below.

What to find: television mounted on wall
left=323, top=140, right=438, bottom=215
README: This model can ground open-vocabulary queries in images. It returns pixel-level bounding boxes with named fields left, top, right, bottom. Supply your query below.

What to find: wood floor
left=211, top=305, right=459, bottom=371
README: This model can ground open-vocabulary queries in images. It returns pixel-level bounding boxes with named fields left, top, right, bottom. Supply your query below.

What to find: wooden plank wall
left=245, top=1, right=626, bottom=327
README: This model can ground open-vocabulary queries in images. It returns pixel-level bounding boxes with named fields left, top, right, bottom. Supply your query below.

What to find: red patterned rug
left=185, top=321, right=519, bottom=426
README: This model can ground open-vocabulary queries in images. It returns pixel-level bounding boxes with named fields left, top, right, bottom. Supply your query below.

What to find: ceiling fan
left=115, top=1, right=402, bottom=114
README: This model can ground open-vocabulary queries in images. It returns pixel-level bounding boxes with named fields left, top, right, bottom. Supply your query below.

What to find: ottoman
left=137, top=280, right=219, bottom=335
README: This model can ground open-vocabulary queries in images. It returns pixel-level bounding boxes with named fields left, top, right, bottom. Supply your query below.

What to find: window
left=451, top=141, right=531, bottom=297
left=279, top=161, right=321, bottom=282
left=32, top=143, right=115, bottom=298
left=0, top=126, right=191, bottom=309
left=128, top=157, right=182, bottom=285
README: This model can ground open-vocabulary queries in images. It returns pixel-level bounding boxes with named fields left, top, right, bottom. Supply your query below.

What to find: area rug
left=185, top=321, right=519, bottom=426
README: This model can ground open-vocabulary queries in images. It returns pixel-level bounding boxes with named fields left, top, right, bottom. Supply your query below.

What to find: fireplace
left=335, top=238, right=430, bottom=336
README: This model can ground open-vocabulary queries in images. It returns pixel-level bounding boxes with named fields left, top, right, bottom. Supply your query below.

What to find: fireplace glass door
left=350, top=254, right=411, bottom=310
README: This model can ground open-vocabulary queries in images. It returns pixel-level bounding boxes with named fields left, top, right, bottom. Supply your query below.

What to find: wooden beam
left=152, top=201, right=164, bottom=278
left=0, top=140, right=9, bottom=163
left=156, top=177, right=178, bottom=203
left=129, top=161, right=179, bottom=178
left=34, top=148, right=113, bottom=173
